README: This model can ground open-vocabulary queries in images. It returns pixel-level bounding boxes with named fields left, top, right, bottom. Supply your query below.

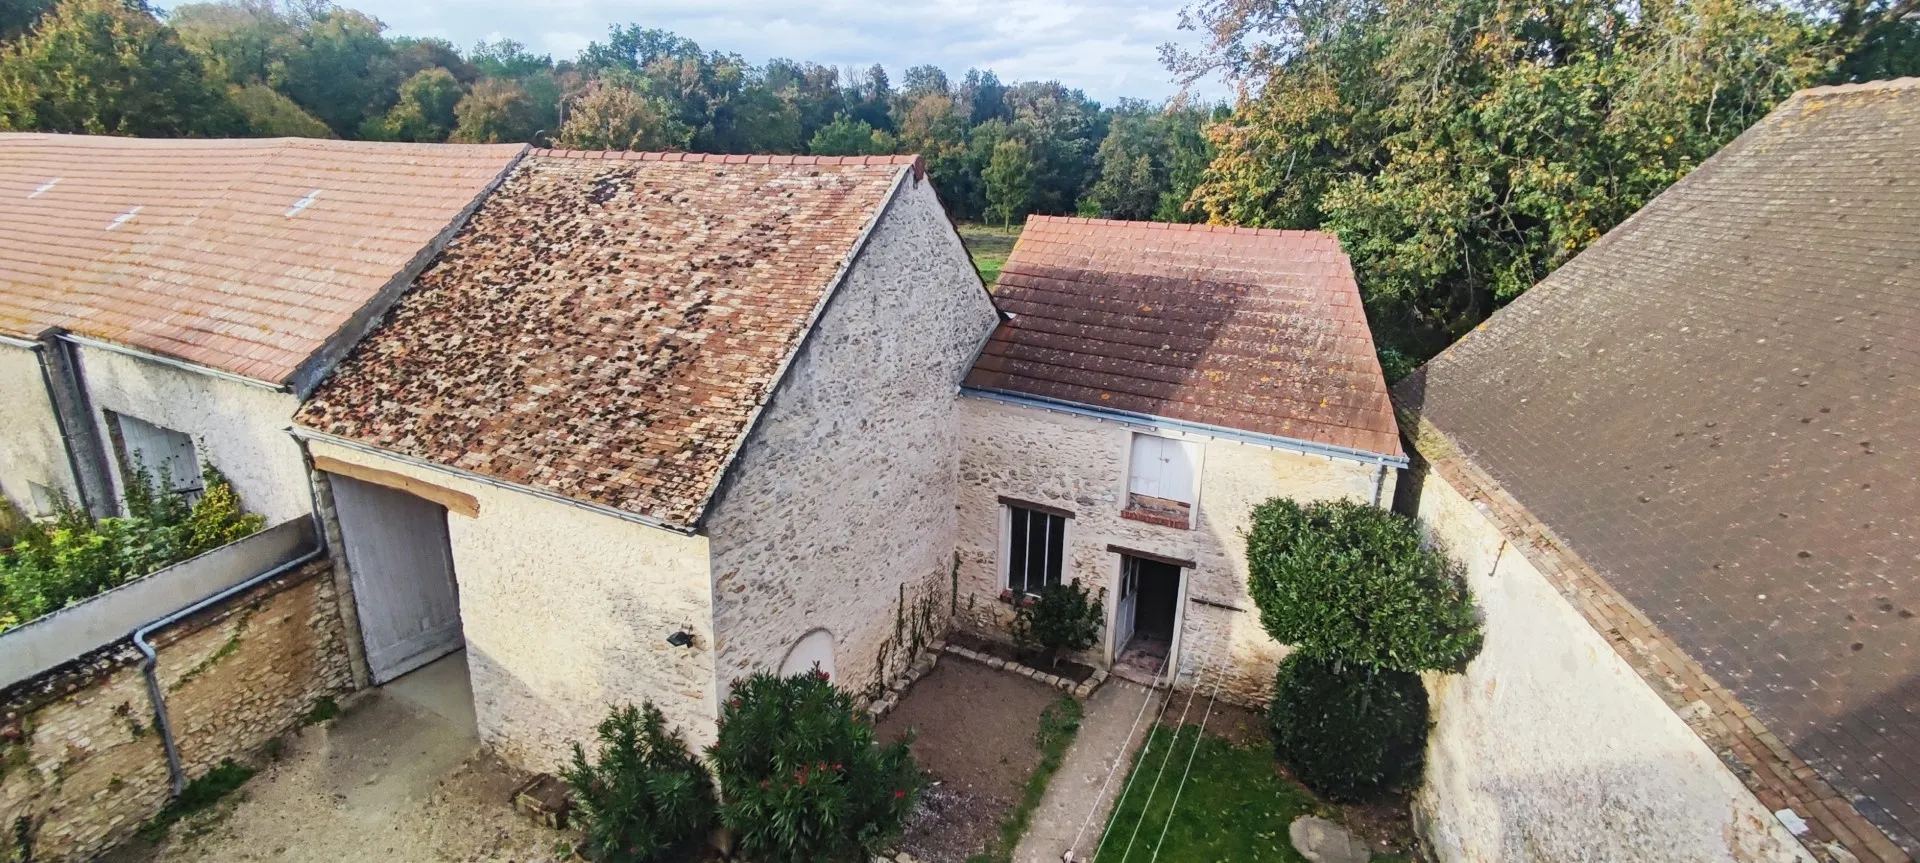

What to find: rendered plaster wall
left=306, top=440, right=717, bottom=773
left=0, top=344, right=73, bottom=515
left=75, top=345, right=311, bottom=524
left=1412, top=470, right=1813, bottom=863
left=706, top=173, right=1000, bottom=699
left=955, top=396, right=1390, bottom=706
left=0, top=561, right=350, bottom=863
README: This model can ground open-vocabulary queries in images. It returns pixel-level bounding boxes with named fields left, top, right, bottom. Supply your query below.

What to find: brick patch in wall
left=1408, top=419, right=1908, bottom=863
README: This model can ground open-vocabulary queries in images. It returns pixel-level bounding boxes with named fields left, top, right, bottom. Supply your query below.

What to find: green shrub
left=1245, top=498, right=1481, bottom=673
left=563, top=702, right=716, bottom=863
left=1010, top=579, right=1103, bottom=667
left=0, top=463, right=265, bottom=633
left=709, top=670, right=922, bottom=863
left=1267, top=654, right=1428, bottom=802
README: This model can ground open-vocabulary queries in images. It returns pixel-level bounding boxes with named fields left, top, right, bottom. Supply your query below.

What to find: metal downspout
left=133, top=538, right=326, bottom=795
left=1372, top=463, right=1388, bottom=507
left=28, top=341, right=96, bottom=515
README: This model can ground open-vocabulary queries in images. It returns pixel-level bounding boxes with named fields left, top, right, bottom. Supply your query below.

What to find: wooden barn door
left=330, top=473, right=464, bottom=683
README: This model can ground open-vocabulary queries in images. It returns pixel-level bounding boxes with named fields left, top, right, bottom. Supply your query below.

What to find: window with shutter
left=1124, top=432, right=1199, bottom=529
left=110, top=413, right=204, bottom=504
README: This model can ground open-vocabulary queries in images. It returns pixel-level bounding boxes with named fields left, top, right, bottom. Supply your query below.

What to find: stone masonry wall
left=706, top=172, right=1001, bottom=701
left=0, top=561, right=351, bottom=862
left=306, top=439, right=717, bottom=773
left=955, top=396, right=1391, bottom=707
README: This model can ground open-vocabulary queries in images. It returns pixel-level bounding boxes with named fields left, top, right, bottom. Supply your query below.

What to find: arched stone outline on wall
left=778, top=628, right=837, bottom=680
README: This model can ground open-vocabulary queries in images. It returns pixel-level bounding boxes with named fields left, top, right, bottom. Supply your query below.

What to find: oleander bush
left=563, top=702, right=717, bottom=863
left=709, top=669, right=922, bottom=862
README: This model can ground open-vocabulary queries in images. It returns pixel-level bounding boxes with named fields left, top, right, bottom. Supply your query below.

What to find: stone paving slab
left=1013, top=678, right=1164, bottom=863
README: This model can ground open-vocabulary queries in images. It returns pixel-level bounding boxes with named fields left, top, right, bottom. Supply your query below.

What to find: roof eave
left=962, top=385, right=1408, bottom=468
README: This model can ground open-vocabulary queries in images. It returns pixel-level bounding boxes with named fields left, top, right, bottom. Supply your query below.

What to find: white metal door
left=330, top=474, right=463, bottom=683
left=1112, top=557, right=1138, bottom=658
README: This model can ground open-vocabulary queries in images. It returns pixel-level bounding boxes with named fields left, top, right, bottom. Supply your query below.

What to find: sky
left=344, top=0, right=1233, bottom=105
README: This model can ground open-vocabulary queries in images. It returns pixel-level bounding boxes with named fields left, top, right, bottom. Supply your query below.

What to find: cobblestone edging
left=940, top=641, right=1109, bottom=700
left=865, top=642, right=941, bottom=721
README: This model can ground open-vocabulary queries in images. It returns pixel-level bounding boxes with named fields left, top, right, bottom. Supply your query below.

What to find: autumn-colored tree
left=553, top=75, right=691, bottom=152
left=227, top=82, right=331, bottom=136
left=0, top=0, right=244, bottom=136
left=1167, top=0, right=1913, bottom=357
left=450, top=76, right=535, bottom=143
left=364, top=65, right=459, bottom=140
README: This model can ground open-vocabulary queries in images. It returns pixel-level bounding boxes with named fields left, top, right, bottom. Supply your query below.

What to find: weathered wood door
left=1113, top=557, right=1139, bottom=658
left=330, top=473, right=463, bottom=683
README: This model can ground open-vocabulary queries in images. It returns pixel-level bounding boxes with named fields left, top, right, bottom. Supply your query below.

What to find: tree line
left=3, top=0, right=1915, bottom=365
left=0, top=0, right=1218, bottom=225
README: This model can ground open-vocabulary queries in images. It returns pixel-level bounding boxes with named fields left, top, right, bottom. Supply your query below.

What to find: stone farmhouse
left=954, top=216, right=1405, bottom=706
left=3, top=78, right=1914, bottom=863
left=1394, top=78, right=1920, bottom=863
left=0, top=133, right=520, bottom=527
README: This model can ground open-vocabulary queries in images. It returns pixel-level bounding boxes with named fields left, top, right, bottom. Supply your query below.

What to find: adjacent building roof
left=964, top=216, right=1402, bottom=461
left=1396, top=78, right=1920, bottom=854
left=0, top=134, right=524, bottom=384
left=296, top=151, right=923, bottom=529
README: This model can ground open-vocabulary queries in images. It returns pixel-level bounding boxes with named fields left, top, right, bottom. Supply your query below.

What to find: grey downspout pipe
left=134, top=539, right=327, bottom=795
left=1371, top=462, right=1388, bottom=507
left=30, top=341, right=96, bottom=516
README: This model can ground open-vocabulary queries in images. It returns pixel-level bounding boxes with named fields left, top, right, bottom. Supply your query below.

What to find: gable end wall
left=704, top=173, right=1000, bottom=697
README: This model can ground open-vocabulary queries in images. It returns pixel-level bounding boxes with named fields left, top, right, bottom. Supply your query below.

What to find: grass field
left=956, top=222, right=1021, bottom=288
left=1092, top=724, right=1324, bottom=863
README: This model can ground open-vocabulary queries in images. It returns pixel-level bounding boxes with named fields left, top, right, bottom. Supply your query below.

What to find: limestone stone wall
left=706, top=172, right=1000, bottom=700
left=76, top=345, right=312, bottom=524
left=955, top=396, right=1391, bottom=707
left=1411, top=469, right=1811, bottom=863
left=306, top=440, right=717, bottom=773
left=0, top=343, right=74, bottom=515
left=0, top=561, right=351, bottom=863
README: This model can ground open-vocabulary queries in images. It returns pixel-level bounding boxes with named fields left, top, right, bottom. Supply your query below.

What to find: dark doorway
left=1113, top=556, right=1182, bottom=684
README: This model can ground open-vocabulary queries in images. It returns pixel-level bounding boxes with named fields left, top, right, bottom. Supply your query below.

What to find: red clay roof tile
left=296, top=152, right=911, bottom=528
left=964, top=216, right=1401, bottom=458
left=0, top=133, right=524, bottom=382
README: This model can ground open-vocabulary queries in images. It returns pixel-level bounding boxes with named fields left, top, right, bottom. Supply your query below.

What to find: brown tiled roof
left=1396, top=77, right=1920, bottom=856
left=0, top=134, right=524, bottom=383
left=964, top=216, right=1401, bottom=459
left=295, top=152, right=914, bottom=529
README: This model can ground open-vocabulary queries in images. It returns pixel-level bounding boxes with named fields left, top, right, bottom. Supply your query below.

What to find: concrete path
left=1013, top=678, right=1165, bottom=863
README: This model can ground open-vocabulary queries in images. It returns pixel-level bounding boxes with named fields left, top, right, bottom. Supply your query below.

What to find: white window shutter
left=1162, top=439, right=1197, bottom=505
left=1129, top=435, right=1162, bottom=498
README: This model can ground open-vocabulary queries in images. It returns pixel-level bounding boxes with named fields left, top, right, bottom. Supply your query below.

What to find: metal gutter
left=288, top=427, right=698, bottom=536
left=961, top=385, right=1411, bottom=469
left=61, top=334, right=289, bottom=393
left=134, top=540, right=326, bottom=795
left=0, top=333, right=38, bottom=349
left=687, top=163, right=916, bottom=532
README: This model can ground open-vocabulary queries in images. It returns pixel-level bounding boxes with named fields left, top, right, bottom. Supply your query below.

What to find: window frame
left=998, top=501, right=1071, bottom=597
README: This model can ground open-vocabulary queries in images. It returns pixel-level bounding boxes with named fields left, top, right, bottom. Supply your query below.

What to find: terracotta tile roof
left=0, top=133, right=524, bottom=383
left=296, top=152, right=914, bottom=529
left=1396, top=78, right=1920, bottom=856
left=964, top=216, right=1402, bottom=459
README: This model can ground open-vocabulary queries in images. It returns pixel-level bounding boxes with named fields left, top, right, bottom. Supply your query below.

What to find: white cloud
left=348, top=0, right=1230, bottom=103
